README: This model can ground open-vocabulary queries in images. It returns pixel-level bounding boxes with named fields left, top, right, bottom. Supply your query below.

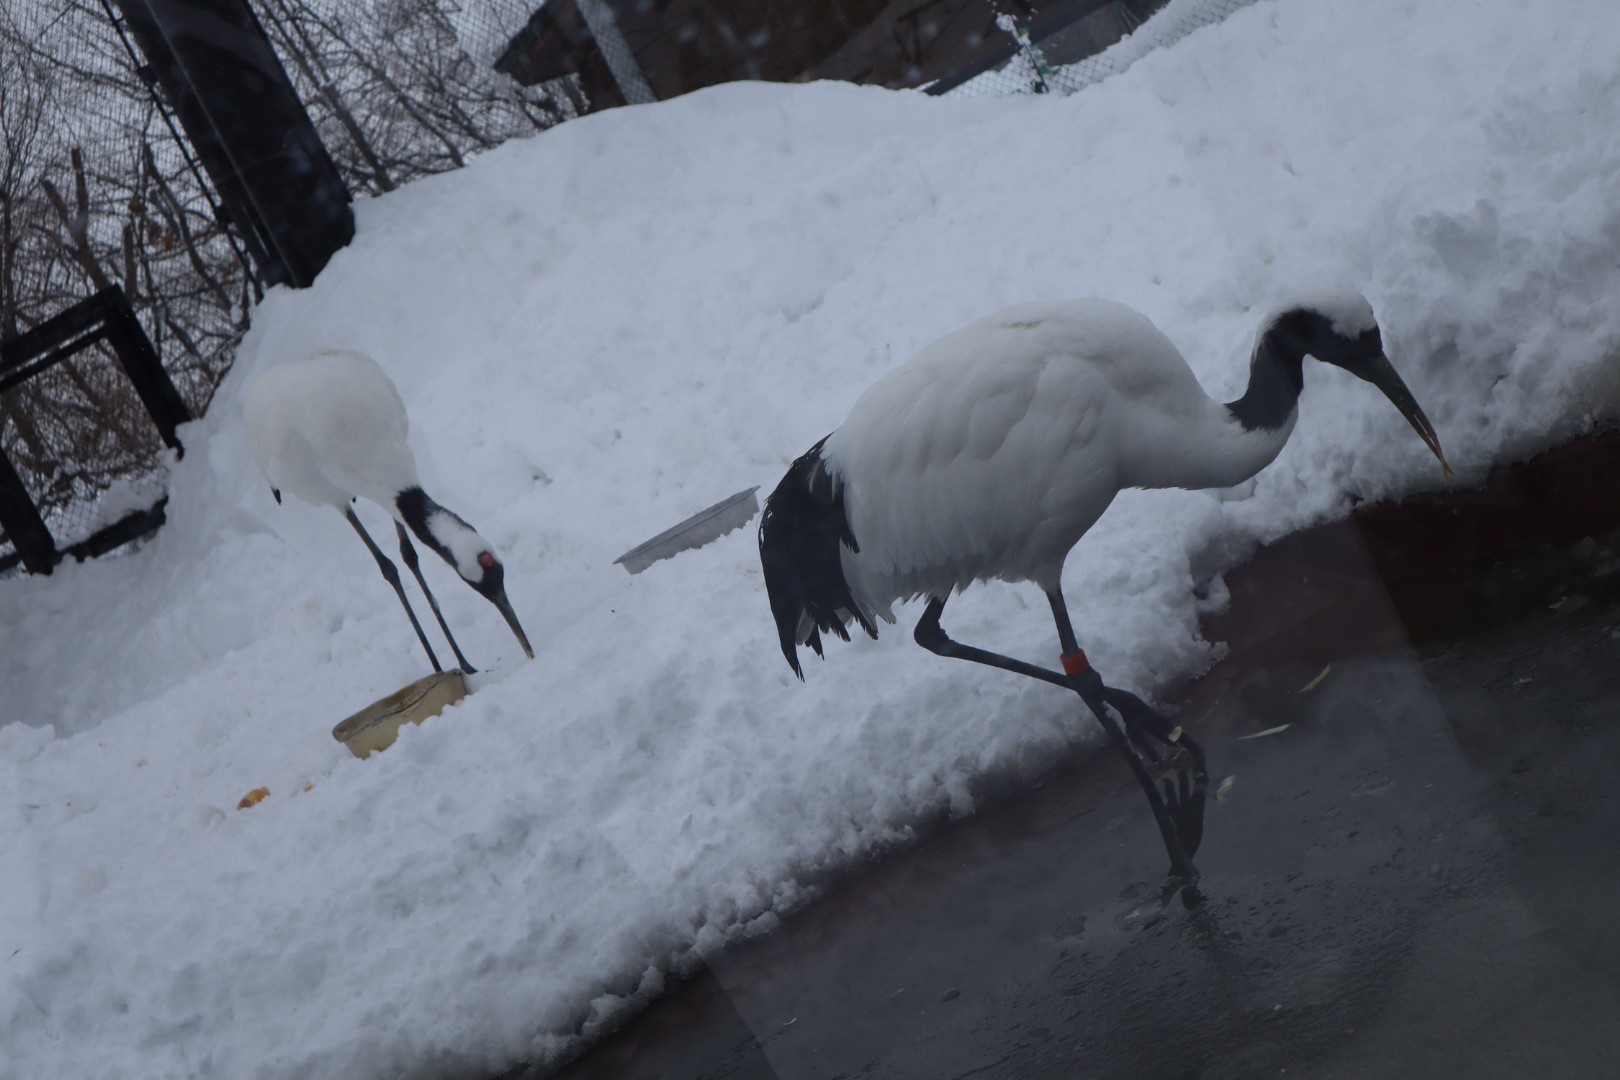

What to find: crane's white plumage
left=762, top=292, right=1447, bottom=659
left=759, top=291, right=1447, bottom=889
left=244, top=348, right=419, bottom=514
left=824, top=300, right=1298, bottom=617
left=243, top=348, right=533, bottom=666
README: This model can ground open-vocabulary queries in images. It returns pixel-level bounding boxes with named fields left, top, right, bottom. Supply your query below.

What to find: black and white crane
left=243, top=348, right=534, bottom=674
left=760, top=292, right=1449, bottom=894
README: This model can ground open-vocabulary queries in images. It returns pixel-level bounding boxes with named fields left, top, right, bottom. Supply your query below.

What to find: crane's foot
left=913, top=598, right=1211, bottom=894
left=1105, top=687, right=1209, bottom=859
left=1064, top=667, right=1208, bottom=886
left=1159, top=875, right=1205, bottom=910
left=1106, top=688, right=1206, bottom=776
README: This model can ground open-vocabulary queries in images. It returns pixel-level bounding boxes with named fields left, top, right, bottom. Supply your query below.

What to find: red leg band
left=1061, top=649, right=1090, bottom=675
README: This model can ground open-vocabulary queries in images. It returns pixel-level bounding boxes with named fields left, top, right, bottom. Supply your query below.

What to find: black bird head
left=397, top=487, right=535, bottom=659
left=1273, top=294, right=1451, bottom=475
left=463, top=547, right=535, bottom=660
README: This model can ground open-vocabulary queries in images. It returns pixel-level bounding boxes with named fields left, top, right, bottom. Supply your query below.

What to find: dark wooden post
left=99, top=288, right=190, bottom=454
left=114, top=0, right=354, bottom=288
left=0, top=446, right=57, bottom=575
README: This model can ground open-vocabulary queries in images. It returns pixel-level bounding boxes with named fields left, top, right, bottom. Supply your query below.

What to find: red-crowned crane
left=243, top=348, right=534, bottom=674
left=759, top=293, right=1449, bottom=899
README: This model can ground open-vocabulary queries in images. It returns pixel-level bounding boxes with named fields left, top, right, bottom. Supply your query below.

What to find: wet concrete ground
left=531, top=441, right=1620, bottom=1080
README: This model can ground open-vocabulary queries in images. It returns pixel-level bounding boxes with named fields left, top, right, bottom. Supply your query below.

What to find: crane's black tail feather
left=759, top=435, right=877, bottom=678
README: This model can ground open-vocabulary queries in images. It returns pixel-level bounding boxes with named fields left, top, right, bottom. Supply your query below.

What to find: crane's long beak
left=491, top=590, right=535, bottom=659
left=1362, top=353, right=1452, bottom=477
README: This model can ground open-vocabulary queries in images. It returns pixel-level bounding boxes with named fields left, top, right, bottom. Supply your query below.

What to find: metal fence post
left=0, top=448, right=58, bottom=575
left=99, top=288, right=191, bottom=455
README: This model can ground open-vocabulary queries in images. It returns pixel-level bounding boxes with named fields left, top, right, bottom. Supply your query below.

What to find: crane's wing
left=827, top=301, right=1204, bottom=604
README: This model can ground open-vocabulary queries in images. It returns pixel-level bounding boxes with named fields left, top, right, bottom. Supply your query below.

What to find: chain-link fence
left=2, top=338, right=173, bottom=559
left=938, top=0, right=1257, bottom=97
left=249, top=0, right=580, bottom=199
left=1, top=1, right=244, bottom=568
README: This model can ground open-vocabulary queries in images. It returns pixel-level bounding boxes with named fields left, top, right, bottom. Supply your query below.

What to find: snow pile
left=3, top=1, right=1618, bottom=1077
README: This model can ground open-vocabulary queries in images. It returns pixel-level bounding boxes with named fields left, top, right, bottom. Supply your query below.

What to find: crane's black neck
left=395, top=486, right=504, bottom=597
left=395, top=486, right=456, bottom=565
left=1225, top=322, right=1308, bottom=432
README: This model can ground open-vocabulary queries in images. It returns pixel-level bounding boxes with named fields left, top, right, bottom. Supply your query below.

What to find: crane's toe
left=1162, top=769, right=1206, bottom=859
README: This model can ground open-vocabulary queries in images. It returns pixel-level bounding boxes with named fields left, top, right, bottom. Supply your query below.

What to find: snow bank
left=3, top=1, right=1618, bottom=1076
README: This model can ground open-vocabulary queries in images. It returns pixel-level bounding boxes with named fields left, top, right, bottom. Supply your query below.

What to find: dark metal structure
left=112, top=0, right=354, bottom=288
left=0, top=287, right=190, bottom=575
left=495, top=0, right=1167, bottom=108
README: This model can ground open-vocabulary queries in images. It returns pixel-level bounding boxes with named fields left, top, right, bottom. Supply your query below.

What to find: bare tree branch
left=41, top=173, right=113, bottom=291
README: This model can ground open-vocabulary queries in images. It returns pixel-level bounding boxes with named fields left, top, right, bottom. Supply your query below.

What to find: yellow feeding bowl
left=333, top=669, right=468, bottom=758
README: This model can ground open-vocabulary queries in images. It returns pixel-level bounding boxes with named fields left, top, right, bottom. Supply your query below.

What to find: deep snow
left=3, top=0, right=1619, bottom=1076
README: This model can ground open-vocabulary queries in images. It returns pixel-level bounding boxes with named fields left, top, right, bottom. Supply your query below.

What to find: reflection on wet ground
left=536, top=441, right=1620, bottom=1080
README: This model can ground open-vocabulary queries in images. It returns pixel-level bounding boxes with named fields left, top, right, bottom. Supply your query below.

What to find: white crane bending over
left=759, top=293, right=1449, bottom=896
left=243, top=349, right=533, bottom=674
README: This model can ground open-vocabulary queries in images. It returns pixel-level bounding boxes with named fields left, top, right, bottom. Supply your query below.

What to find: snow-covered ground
left=4, top=1, right=1619, bottom=1076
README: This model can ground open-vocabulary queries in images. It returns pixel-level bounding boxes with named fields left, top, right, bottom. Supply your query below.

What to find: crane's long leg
left=1046, top=587, right=1208, bottom=876
left=910, top=592, right=1203, bottom=772
left=347, top=508, right=442, bottom=673
left=394, top=521, right=477, bottom=675
left=914, top=593, right=1206, bottom=896
left=1045, top=589, right=1209, bottom=769
left=912, top=598, right=1071, bottom=689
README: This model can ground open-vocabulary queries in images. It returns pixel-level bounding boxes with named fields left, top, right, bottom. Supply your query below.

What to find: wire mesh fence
left=938, top=0, right=1258, bottom=97
left=8, top=340, right=169, bottom=539
left=1, top=0, right=249, bottom=569
left=249, top=0, right=581, bottom=199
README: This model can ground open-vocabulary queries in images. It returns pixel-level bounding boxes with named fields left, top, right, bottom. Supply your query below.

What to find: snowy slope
left=4, top=0, right=1619, bottom=1076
